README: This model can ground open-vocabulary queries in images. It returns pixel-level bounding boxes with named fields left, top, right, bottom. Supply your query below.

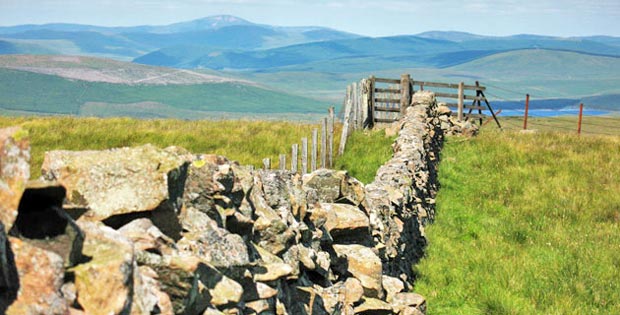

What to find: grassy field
left=414, top=127, right=620, bottom=314
left=0, top=116, right=339, bottom=178
left=334, top=129, right=397, bottom=183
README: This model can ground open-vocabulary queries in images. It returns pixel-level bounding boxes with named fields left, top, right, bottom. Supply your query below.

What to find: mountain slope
left=0, top=15, right=361, bottom=60
left=134, top=33, right=620, bottom=71
left=0, top=54, right=244, bottom=85
left=0, top=67, right=330, bottom=118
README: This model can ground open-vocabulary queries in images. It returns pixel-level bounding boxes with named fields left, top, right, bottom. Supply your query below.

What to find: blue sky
left=1, top=0, right=619, bottom=37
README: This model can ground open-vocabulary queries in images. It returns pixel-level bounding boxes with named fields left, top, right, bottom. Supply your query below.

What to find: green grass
left=334, top=129, right=397, bottom=183
left=0, top=116, right=339, bottom=178
left=414, top=129, right=620, bottom=314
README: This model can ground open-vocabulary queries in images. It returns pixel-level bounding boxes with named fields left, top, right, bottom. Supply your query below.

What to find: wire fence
left=479, top=83, right=620, bottom=136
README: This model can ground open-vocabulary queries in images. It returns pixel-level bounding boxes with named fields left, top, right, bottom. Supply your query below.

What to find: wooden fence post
left=262, top=158, right=271, bottom=170
left=369, top=75, right=376, bottom=128
left=291, top=144, right=298, bottom=173
left=523, top=94, right=530, bottom=130
left=312, top=128, right=318, bottom=171
left=457, top=81, right=464, bottom=121
left=356, top=82, right=363, bottom=130
left=302, top=138, right=308, bottom=174
left=321, top=117, right=327, bottom=168
left=339, top=87, right=352, bottom=155
left=279, top=154, right=286, bottom=171
left=349, top=82, right=359, bottom=130
left=578, top=103, right=584, bottom=135
left=328, top=107, right=334, bottom=167
left=400, top=74, right=411, bottom=116
left=361, top=79, right=371, bottom=128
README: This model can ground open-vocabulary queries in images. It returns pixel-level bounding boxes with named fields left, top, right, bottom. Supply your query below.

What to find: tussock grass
left=415, top=128, right=620, bottom=314
left=334, top=129, right=396, bottom=183
left=0, top=117, right=339, bottom=178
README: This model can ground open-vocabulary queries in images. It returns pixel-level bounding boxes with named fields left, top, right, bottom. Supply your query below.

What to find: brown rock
left=11, top=181, right=85, bottom=268
left=5, top=237, right=68, bottom=315
left=132, top=265, right=175, bottom=315
left=392, top=292, right=426, bottom=314
left=343, top=277, right=364, bottom=305
left=252, top=244, right=294, bottom=282
left=310, top=203, right=369, bottom=242
left=382, top=275, right=405, bottom=302
left=118, top=218, right=175, bottom=255
left=353, top=297, right=393, bottom=315
left=333, top=244, right=383, bottom=298
left=0, top=126, right=30, bottom=234
left=41, top=144, right=189, bottom=239
left=73, top=222, right=134, bottom=315
left=176, top=212, right=250, bottom=268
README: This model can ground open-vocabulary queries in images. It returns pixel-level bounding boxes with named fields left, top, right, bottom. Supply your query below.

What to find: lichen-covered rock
left=392, top=292, right=426, bottom=314
left=382, top=275, right=406, bottom=302
left=253, top=244, right=294, bottom=282
left=73, top=222, right=134, bottom=315
left=5, top=237, right=68, bottom=315
left=302, top=169, right=364, bottom=205
left=134, top=266, right=174, bottom=315
left=353, top=297, right=393, bottom=315
left=176, top=212, right=250, bottom=269
left=11, top=181, right=85, bottom=268
left=118, top=218, right=175, bottom=255
left=250, top=182, right=295, bottom=255
left=332, top=244, right=383, bottom=298
left=183, top=155, right=235, bottom=226
left=42, top=144, right=189, bottom=239
left=309, top=203, right=370, bottom=243
left=0, top=126, right=30, bottom=234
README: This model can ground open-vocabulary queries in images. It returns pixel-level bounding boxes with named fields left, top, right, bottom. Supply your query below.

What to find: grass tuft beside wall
left=334, top=129, right=397, bottom=184
left=414, top=129, right=620, bottom=315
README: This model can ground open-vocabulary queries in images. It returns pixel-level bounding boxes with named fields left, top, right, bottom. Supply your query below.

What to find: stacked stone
left=436, top=102, right=480, bottom=136
left=0, top=93, right=445, bottom=315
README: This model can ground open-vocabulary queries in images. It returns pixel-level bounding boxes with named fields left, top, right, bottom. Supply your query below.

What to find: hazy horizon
left=1, top=0, right=619, bottom=37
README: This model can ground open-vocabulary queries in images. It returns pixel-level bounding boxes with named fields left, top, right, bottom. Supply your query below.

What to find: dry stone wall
left=0, top=91, right=445, bottom=315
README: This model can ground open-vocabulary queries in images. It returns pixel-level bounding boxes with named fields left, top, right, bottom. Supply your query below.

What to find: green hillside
left=0, top=68, right=330, bottom=118
left=452, top=49, right=620, bottom=80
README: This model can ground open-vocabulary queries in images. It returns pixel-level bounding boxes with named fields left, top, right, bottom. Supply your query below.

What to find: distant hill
left=0, top=57, right=330, bottom=119
left=0, top=54, right=246, bottom=85
left=134, top=32, right=620, bottom=71
left=0, top=15, right=361, bottom=60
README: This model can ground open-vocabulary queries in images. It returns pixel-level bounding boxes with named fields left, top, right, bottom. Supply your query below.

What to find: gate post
left=400, top=74, right=411, bottom=116
left=457, top=81, right=465, bottom=121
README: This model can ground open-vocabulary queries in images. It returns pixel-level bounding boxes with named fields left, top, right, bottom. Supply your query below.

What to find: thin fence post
left=302, top=138, right=308, bottom=174
left=311, top=128, right=318, bottom=171
left=279, top=154, right=286, bottom=171
left=355, top=82, right=364, bottom=130
left=578, top=103, right=584, bottom=135
left=361, top=79, right=371, bottom=128
left=291, top=144, right=298, bottom=173
left=349, top=82, right=360, bottom=130
left=328, top=107, right=334, bottom=167
left=523, top=94, right=530, bottom=130
left=339, top=87, right=352, bottom=156
left=262, top=158, right=271, bottom=170
left=321, top=118, right=327, bottom=168
left=457, top=81, right=464, bottom=121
